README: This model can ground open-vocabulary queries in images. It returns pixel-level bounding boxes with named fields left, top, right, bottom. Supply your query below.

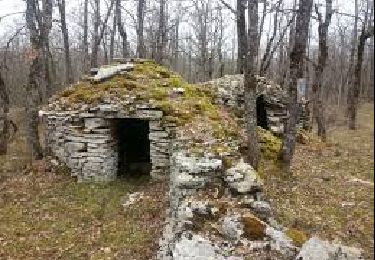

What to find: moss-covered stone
left=52, top=61, right=246, bottom=159
left=242, top=214, right=266, bottom=240
left=257, top=127, right=282, bottom=160
left=285, top=228, right=308, bottom=247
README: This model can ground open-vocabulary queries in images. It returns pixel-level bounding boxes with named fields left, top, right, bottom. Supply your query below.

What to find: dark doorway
left=256, top=95, right=269, bottom=130
left=114, top=119, right=151, bottom=177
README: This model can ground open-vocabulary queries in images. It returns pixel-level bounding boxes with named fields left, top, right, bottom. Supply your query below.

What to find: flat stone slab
left=91, top=64, right=134, bottom=83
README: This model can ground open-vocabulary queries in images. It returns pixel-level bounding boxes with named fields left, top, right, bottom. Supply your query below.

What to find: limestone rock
left=266, top=226, right=296, bottom=257
left=250, top=201, right=272, bottom=220
left=172, top=233, right=224, bottom=260
left=296, top=237, right=363, bottom=260
left=221, top=214, right=244, bottom=240
left=122, top=192, right=144, bottom=209
left=224, top=160, right=262, bottom=194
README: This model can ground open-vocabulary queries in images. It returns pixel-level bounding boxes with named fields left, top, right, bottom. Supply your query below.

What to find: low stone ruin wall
left=42, top=103, right=175, bottom=182
left=201, top=74, right=310, bottom=135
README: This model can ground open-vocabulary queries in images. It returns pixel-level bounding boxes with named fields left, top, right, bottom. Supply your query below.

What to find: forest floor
left=0, top=110, right=167, bottom=260
left=263, top=103, right=374, bottom=259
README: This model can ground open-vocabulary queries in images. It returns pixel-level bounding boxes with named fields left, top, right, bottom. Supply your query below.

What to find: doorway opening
left=114, top=119, right=151, bottom=177
left=256, top=95, right=269, bottom=130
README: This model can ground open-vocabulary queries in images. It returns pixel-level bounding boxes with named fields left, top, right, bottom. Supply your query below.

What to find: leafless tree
left=116, top=0, right=128, bottom=59
left=311, top=0, right=333, bottom=140
left=156, top=0, right=167, bottom=64
left=91, top=0, right=115, bottom=68
left=25, top=0, right=52, bottom=160
left=82, top=0, right=89, bottom=71
left=281, top=0, right=313, bottom=171
left=137, top=0, right=146, bottom=58
left=259, top=0, right=282, bottom=76
left=57, top=0, right=74, bottom=84
left=0, top=69, right=9, bottom=155
left=228, top=0, right=260, bottom=168
left=348, top=0, right=374, bottom=129
left=237, top=0, right=247, bottom=74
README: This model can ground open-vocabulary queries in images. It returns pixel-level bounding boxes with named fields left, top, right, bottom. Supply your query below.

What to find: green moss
left=257, top=127, right=282, bottom=160
left=168, top=76, right=183, bottom=88
left=285, top=228, right=308, bottom=247
left=55, top=61, right=243, bottom=151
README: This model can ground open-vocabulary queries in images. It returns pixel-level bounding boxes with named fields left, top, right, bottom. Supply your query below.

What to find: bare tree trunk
left=103, top=30, right=109, bottom=64
left=57, top=0, right=74, bottom=84
left=173, top=15, right=180, bottom=70
left=156, top=0, right=167, bottom=64
left=137, top=0, right=146, bottom=58
left=91, top=0, right=115, bottom=67
left=116, top=0, right=128, bottom=59
left=83, top=0, right=89, bottom=72
left=38, top=0, right=53, bottom=99
left=218, top=7, right=225, bottom=78
left=312, top=0, right=333, bottom=141
left=369, top=34, right=374, bottom=100
left=109, top=11, right=117, bottom=62
left=281, top=0, right=313, bottom=171
left=91, top=0, right=101, bottom=68
left=244, top=0, right=259, bottom=169
left=347, top=0, right=359, bottom=115
left=25, top=0, right=44, bottom=160
left=282, top=0, right=297, bottom=87
left=0, top=71, right=9, bottom=155
left=257, top=0, right=267, bottom=67
left=348, top=25, right=373, bottom=129
left=237, top=0, right=247, bottom=74
left=188, top=35, right=193, bottom=82
left=260, top=0, right=281, bottom=76
left=263, top=14, right=295, bottom=77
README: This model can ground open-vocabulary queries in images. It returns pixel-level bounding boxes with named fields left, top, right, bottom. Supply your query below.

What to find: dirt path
left=263, top=103, right=374, bottom=259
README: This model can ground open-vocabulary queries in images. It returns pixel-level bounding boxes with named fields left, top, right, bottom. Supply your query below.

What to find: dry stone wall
left=201, top=74, right=310, bottom=135
left=42, top=101, right=174, bottom=182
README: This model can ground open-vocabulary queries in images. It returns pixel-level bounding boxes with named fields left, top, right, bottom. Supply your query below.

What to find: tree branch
left=218, top=0, right=236, bottom=14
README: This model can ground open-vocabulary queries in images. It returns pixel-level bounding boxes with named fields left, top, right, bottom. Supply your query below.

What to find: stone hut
left=40, top=60, right=329, bottom=259
left=41, top=59, right=243, bottom=182
left=201, top=75, right=310, bottom=135
left=41, top=59, right=309, bottom=183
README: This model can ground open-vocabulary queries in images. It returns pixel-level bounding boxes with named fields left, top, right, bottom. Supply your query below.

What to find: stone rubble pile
left=224, top=159, right=263, bottom=195
left=157, top=133, right=363, bottom=260
left=296, top=237, right=363, bottom=260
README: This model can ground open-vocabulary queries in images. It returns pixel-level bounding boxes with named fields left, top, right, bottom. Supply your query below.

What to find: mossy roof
left=49, top=60, right=283, bottom=159
left=49, top=60, right=243, bottom=156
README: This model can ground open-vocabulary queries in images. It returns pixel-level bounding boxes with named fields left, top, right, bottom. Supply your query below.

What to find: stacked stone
left=157, top=137, right=224, bottom=260
left=42, top=96, right=173, bottom=181
left=298, top=101, right=311, bottom=130
left=149, top=120, right=175, bottom=179
left=201, top=74, right=309, bottom=136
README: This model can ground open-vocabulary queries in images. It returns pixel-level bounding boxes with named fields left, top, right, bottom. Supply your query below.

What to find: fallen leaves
left=263, top=103, right=374, bottom=259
